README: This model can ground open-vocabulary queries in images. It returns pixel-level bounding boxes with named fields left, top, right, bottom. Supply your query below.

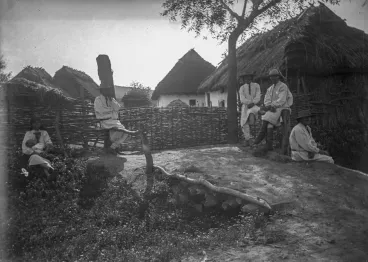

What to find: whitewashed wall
left=114, top=86, right=133, bottom=100
left=206, top=90, right=228, bottom=107
left=157, top=94, right=206, bottom=107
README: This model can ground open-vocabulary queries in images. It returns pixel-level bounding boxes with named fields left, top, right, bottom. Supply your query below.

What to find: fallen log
left=153, top=165, right=272, bottom=211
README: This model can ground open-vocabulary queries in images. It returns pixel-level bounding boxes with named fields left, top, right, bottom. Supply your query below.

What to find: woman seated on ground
left=94, top=87, right=140, bottom=155
left=21, top=116, right=55, bottom=178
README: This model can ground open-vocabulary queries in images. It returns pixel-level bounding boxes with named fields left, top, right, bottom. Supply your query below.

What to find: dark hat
left=269, top=69, right=282, bottom=76
left=296, top=109, right=313, bottom=120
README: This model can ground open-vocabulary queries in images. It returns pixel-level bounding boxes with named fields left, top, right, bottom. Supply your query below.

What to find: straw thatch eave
left=152, top=49, right=215, bottom=100
left=199, top=3, right=368, bottom=92
left=53, top=66, right=100, bottom=99
left=4, top=77, right=75, bottom=108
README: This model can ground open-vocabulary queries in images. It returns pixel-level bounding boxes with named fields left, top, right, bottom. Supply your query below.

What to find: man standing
left=253, top=69, right=293, bottom=150
left=94, top=87, right=140, bottom=155
left=238, top=71, right=261, bottom=147
left=289, top=109, right=334, bottom=163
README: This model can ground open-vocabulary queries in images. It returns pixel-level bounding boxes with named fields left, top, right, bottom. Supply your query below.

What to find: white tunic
left=22, top=130, right=53, bottom=167
left=22, top=130, right=52, bottom=155
left=239, top=82, right=261, bottom=127
left=94, top=95, right=126, bottom=130
left=289, top=123, right=334, bottom=163
left=262, top=81, right=293, bottom=126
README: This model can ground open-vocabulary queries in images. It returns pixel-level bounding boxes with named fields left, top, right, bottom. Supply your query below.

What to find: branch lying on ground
left=154, top=165, right=272, bottom=211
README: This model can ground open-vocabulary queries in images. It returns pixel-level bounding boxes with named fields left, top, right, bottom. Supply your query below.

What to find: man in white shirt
left=94, top=87, right=140, bottom=155
left=289, top=109, right=334, bottom=163
left=238, top=71, right=261, bottom=147
left=253, top=69, right=293, bottom=151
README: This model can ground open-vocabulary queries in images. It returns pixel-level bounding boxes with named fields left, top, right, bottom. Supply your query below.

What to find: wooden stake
left=54, top=108, right=67, bottom=157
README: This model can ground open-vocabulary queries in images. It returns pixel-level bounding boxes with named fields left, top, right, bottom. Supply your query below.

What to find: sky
left=0, top=0, right=367, bottom=88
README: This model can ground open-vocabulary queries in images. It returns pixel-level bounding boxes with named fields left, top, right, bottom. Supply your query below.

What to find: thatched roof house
left=152, top=49, right=215, bottom=107
left=53, top=66, right=100, bottom=101
left=4, top=66, right=74, bottom=107
left=2, top=66, right=76, bottom=146
left=199, top=3, right=368, bottom=93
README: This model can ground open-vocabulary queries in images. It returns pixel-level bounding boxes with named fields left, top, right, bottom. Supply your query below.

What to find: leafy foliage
left=122, top=81, right=153, bottom=107
left=5, top=148, right=271, bottom=261
left=0, top=55, right=12, bottom=82
left=314, top=123, right=366, bottom=168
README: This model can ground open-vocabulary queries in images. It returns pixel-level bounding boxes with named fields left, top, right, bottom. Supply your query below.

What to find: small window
left=219, top=100, right=225, bottom=107
left=189, top=99, right=196, bottom=106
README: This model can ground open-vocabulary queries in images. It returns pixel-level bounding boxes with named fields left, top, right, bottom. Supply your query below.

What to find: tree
left=122, top=81, right=153, bottom=108
left=0, top=55, right=12, bottom=83
left=161, top=0, right=342, bottom=143
left=130, top=80, right=152, bottom=91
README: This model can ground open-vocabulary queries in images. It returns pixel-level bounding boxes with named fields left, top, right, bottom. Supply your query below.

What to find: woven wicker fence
left=7, top=95, right=313, bottom=152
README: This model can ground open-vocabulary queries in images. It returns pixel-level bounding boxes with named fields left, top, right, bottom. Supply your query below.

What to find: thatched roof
left=13, top=66, right=54, bottom=87
left=53, top=66, right=100, bottom=99
left=167, top=99, right=189, bottom=108
left=152, top=49, right=215, bottom=100
left=199, top=3, right=368, bottom=92
left=4, top=67, right=75, bottom=107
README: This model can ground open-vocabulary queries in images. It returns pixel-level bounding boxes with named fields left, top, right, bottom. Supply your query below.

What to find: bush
left=314, top=123, right=366, bottom=168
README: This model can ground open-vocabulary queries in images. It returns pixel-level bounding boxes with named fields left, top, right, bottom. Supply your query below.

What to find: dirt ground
left=118, top=145, right=368, bottom=262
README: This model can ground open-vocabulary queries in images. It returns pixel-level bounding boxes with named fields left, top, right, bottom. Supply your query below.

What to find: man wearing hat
left=289, top=109, right=334, bottom=163
left=253, top=69, right=293, bottom=150
left=238, top=71, right=261, bottom=146
left=94, top=87, right=140, bottom=155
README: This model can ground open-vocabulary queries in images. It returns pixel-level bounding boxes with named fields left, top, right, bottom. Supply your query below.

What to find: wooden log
left=154, top=165, right=272, bottom=211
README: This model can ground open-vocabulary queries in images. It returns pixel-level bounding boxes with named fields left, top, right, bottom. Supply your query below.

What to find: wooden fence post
left=54, top=108, right=68, bottom=157
left=281, top=109, right=291, bottom=156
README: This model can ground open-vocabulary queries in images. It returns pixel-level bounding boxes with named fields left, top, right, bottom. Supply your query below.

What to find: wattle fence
left=6, top=95, right=311, bottom=152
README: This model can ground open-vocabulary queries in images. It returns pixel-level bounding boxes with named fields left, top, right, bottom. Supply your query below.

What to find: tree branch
left=239, top=0, right=281, bottom=28
left=257, top=0, right=281, bottom=16
left=241, top=0, right=248, bottom=17
left=219, top=0, right=242, bottom=21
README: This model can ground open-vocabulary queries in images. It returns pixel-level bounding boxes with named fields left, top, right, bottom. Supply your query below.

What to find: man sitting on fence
left=253, top=69, right=293, bottom=151
left=238, top=71, right=261, bottom=147
left=94, top=86, right=140, bottom=155
left=289, top=109, right=334, bottom=164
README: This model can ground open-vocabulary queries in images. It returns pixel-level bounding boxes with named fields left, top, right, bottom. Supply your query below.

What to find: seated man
left=94, top=86, right=140, bottom=155
left=289, top=109, right=334, bottom=164
left=238, top=71, right=261, bottom=147
left=21, top=116, right=54, bottom=178
left=253, top=69, right=293, bottom=150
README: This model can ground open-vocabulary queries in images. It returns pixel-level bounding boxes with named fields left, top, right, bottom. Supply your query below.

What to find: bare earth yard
left=120, top=145, right=368, bottom=262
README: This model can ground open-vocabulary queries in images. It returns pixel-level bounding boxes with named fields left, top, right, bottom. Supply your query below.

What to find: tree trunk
left=227, top=28, right=243, bottom=144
